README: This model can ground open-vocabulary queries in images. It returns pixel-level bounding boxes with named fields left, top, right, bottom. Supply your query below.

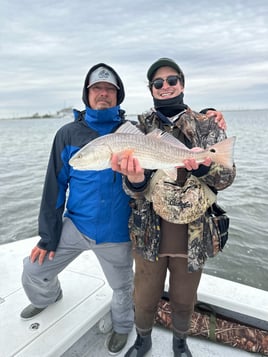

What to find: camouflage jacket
left=124, top=108, right=236, bottom=272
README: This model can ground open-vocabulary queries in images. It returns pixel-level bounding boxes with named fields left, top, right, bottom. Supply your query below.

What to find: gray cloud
left=1, top=0, right=267, bottom=118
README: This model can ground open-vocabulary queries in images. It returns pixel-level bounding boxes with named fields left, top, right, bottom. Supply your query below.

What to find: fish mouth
left=69, top=156, right=80, bottom=167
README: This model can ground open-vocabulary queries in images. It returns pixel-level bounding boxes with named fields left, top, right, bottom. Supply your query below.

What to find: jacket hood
left=82, top=63, right=125, bottom=107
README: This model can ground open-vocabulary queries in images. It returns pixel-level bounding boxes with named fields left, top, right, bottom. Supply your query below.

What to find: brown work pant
left=133, top=251, right=202, bottom=337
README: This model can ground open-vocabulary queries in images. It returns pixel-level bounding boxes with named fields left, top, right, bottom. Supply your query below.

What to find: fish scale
left=110, top=135, right=195, bottom=165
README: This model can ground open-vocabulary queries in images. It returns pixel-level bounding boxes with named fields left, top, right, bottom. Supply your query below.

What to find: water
left=0, top=111, right=268, bottom=291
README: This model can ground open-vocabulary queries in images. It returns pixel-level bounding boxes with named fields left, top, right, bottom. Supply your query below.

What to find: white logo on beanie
left=87, top=66, right=120, bottom=89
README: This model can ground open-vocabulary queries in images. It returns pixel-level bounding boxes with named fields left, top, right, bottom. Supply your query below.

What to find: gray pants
left=22, top=218, right=134, bottom=334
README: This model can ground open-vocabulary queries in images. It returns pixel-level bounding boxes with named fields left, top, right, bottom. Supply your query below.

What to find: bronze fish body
left=69, top=122, right=235, bottom=171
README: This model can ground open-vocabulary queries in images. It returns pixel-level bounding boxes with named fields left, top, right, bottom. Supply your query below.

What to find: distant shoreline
left=1, top=107, right=268, bottom=120
left=0, top=107, right=74, bottom=121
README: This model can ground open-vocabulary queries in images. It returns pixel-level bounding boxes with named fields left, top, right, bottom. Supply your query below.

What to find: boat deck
left=0, top=237, right=266, bottom=357
left=63, top=314, right=261, bottom=357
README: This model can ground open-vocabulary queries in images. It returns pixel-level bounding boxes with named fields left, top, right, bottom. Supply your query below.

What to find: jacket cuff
left=125, top=170, right=152, bottom=192
left=191, top=164, right=211, bottom=177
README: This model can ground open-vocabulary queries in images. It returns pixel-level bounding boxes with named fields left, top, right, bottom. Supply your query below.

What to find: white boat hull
left=0, top=237, right=266, bottom=357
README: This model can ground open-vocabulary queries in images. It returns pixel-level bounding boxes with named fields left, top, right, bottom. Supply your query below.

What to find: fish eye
left=209, top=148, right=216, bottom=153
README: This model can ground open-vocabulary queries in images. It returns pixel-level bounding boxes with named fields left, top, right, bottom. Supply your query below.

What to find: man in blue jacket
left=21, top=63, right=134, bottom=355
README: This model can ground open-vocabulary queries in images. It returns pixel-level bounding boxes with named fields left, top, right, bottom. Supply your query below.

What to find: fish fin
left=163, top=168, right=178, bottom=181
left=147, top=129, right=189, bottom=149
left=208, top=136, right=236, bottom=169
left=115, top=121, right=143, bottom=135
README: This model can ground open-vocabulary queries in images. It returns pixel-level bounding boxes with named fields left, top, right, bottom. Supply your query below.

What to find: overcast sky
left=1, top=0, right=267, bottom=118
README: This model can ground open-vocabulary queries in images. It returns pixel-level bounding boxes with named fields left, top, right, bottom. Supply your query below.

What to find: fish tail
left=207, top=136, right=236, bottom=169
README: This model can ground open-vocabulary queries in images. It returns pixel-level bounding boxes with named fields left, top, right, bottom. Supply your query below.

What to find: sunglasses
left=150, top=75, right=181, bottom=90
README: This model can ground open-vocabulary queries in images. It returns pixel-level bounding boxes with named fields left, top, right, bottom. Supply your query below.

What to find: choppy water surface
left=0, top=110, right=267, bottom=290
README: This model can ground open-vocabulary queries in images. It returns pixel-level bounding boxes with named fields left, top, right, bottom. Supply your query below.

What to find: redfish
left=69, top=122, right=235, bottom=172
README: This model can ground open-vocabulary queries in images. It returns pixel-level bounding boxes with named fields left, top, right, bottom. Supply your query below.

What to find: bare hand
left=30, top=246, right=55, bottom=265
left=206, top=110, right=227, bottom=130
left=111, top=153, right=145, bottom=183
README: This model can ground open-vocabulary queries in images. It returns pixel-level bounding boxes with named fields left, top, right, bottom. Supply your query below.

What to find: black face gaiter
left=153, top=93, right=188, bottom=117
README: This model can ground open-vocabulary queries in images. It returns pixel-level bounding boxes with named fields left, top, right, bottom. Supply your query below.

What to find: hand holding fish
left=181, top=148, right=212, bottom=170
left=112, top=148, right=211, bottom=181
left=111, top=153, right=145, bottom=183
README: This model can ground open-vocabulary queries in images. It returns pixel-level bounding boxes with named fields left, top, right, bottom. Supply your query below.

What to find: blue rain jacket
left=37, top=107, right=131, bottom=252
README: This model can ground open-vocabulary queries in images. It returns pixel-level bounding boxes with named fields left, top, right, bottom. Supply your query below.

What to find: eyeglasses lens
left=152, top=76, right=179, bottom=89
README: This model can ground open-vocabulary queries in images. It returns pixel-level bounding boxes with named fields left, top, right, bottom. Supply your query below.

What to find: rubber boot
left=173, top=335, right=192, bottom=357
left=124, top=332, right=152, bottom=357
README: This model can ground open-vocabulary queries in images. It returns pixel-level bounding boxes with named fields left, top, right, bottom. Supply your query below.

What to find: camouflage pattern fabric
left=128, top=198, right=161, bottom=262
left=155, top=298, right=268, bottom=355
left=205, top=203, right=230, bottom=257
left=150, top=174, right=216, bottom=224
